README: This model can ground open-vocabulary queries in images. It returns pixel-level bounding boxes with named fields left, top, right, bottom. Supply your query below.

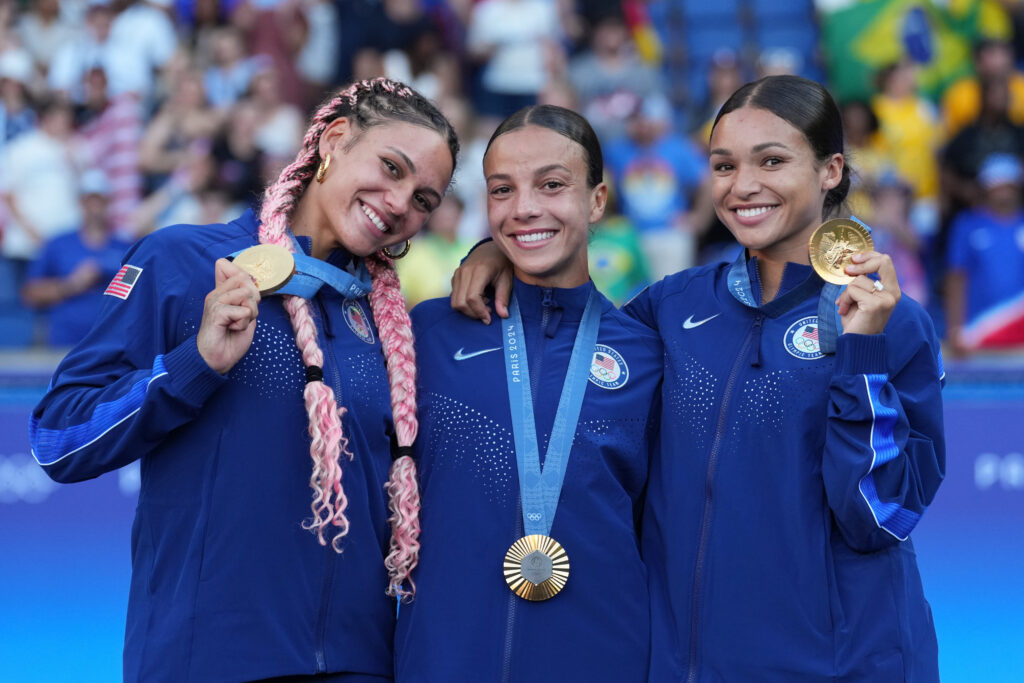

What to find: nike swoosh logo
left=682, top=314, right=720, bottom=329
left=453, top=346, right=502, bottom=361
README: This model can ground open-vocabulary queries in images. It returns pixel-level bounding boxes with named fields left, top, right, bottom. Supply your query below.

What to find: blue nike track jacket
left=396, top=279, right=663, bottom=682
left=626, top=259, right=945, bottom=682
left=29, top=211, right=398, bottom=682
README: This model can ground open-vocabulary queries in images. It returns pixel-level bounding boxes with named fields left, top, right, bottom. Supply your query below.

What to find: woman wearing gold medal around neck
left=449, top=76, right=945, bottom=682
left=394, top=105, right=663, bottom=681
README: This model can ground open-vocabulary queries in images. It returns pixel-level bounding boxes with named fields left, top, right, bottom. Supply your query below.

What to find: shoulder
left=623, top=262, right=724, bottom=328
left=128, top=213, right=259, bottom=267
left=645, top=262, right=724, bottom=304
left=411, top=297, right=476, bottom=337
left=598, top=294, right=661, bottom=347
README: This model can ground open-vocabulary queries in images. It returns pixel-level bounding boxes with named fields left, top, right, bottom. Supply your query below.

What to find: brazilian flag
left=821, top=0, right=1012, bottom=103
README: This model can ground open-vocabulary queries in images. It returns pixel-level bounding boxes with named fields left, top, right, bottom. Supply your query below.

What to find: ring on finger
left=872, top=280, right=885, bottom=293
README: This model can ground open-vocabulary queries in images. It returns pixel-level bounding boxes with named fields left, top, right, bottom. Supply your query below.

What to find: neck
left=514, top=266, right=590, bottom=291
left=754, top=257, right=785, bottom=304
left=290, top=192, right=332, bottom=260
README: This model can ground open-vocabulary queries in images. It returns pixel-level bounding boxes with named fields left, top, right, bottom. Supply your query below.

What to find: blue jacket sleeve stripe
left=857, top=372, right=921, bottom=541
left=30, top=356, right=169, bottom=467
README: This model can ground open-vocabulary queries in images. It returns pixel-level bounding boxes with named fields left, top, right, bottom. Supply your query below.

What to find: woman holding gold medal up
left=394, top=105, right=663, bottom=681
left=450, top=76, right=946, bottom=682
left=29, top=79, right=458, bottom=682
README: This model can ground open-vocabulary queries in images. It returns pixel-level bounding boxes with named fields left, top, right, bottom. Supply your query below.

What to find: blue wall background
left=1, top=355, right=1022, bottom=682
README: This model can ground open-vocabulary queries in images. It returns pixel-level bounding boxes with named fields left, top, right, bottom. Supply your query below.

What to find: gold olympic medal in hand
left=503, top=534, right=571, bottom=601
left=808, top=218, right=874, bottom=285
left=232, top=244, right=295, bottom=295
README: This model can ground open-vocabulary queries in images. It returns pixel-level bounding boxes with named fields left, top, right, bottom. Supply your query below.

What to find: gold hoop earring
left=382, top=239, right=411, bottom=259
left=315, top=154, right=332, bottom=183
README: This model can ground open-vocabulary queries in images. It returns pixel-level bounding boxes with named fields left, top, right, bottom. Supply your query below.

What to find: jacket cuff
left=835, top=333, right=888, bottom=375
left=161, top=335, right=228, bottom=407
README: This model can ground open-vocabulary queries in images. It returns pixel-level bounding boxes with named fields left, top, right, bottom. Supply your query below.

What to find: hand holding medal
left=810, top=218, right=901, bottom=336
left=232, top=244, right=296, bottom=295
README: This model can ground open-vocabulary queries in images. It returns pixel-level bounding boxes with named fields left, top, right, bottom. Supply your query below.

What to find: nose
left=732, top=164, right=761, bottom=198
left=512, top=189, right=541, bottom=222
left=383, top=183, right=414, bottom=219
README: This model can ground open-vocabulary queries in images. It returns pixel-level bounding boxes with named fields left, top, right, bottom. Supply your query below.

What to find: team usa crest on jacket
left=588, top=344, right=628, bottom=388
left=344, top=300, right=375, bottom=344
left=784, top=315, right=823, bottom=359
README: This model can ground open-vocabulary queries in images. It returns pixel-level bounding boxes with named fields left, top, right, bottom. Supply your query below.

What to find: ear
left=319, top=117, right=353, bottom=159
left=821, top=153, right=844, bottom=191
left=589, top=182, right=608, bottom=224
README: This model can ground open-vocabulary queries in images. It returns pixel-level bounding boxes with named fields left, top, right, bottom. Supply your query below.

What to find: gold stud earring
left=315, top=153, right=332, bottom=183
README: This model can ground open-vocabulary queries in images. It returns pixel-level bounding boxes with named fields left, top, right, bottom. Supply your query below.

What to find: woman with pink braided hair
left=29, top=78, right=457, bottom=682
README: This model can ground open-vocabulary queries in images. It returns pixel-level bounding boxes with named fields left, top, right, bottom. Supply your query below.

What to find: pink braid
left=367, top=256, right=422, bottom=600
left=255, top=92, right=357, bottom=550
left=247, top=77, right=452, bottom=577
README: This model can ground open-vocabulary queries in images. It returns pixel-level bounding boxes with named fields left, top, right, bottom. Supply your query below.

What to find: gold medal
left=503, top=534, right=570, bottom=601
left=232, top=244, right=295, bottom=295
left=808, top=218, right=874, bottom=285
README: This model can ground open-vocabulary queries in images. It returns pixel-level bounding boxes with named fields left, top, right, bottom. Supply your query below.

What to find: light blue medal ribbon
left=230, top=240, right=372, bottom=300
left=502, top=290, right=600, bottom=538
left=725, top=214, right=875, bottom=353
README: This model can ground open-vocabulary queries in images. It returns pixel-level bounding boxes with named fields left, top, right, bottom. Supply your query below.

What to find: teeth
left=361, top=204, right=389, bottom=232
left=514, top=231, right=555, bottom=243
left=736, top=206, right=773, bottom=218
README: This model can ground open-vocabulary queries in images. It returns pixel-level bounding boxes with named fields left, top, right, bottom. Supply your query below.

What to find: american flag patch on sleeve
left=104, top=265, right=143, bottom=299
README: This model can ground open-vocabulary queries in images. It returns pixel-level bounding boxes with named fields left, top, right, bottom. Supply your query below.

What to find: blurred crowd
left=1, top=0, right=1023, bottom=357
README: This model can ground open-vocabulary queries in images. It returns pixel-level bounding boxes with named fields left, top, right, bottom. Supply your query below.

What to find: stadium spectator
left=397, top=193, right=470, bottom=307
left=604, top=93, right=711, bottom=278
left=0, top=97, right=79, bottom=280
left=20, top=169, right=131, bottom=346
left=15, top=0, right=76, bottom=83
left=47, top=0, right=153, bottom=103
left=942, top=38, right=1024, bottom=137
left=74, top=64, right=143, bottom=236
left=840, top=99, right=888, bottom=220
left=201, top=25, right=260, bottom=110
left=941, top=75, right=1024, bottom=214
left=108, top=0, right=179, bottom=107
left=0, top=49, right=37, bottom=152
left=568, top=12, right=666, bottom=145
left=945, top=153, right=1024, bottom=354
left=245, top=61, right=304, bottom=174
left=466, top=0, right=565, bottom=118
left=872, top=59, right=943, bottom=205
left=138, top=66, right=222, bottom=194
left=870, top=171, right=930, bottom=307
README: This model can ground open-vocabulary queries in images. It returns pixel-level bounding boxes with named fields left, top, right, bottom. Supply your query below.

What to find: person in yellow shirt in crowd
left=942, top=38, right=1024, bottom=138
left=397, top=194, right=474, bottom=308
left=871, top=59, right=943, bottom=203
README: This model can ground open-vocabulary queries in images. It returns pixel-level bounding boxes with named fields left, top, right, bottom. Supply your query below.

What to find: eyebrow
left=709, top=141, right=793, bottom=156
left=485, top=164, right=573, bottom=183
left=388, top=146, right=443, bottom=202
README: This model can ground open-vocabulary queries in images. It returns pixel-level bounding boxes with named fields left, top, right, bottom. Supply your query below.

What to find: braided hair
left=256, top=78, right=458, bottom=599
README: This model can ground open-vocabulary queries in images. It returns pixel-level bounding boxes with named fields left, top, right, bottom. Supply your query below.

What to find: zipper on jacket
left=686, top=320, right=759, bottom=683
left=748, top=313, right=765, bottom=367
left=531, top=289, right=555, bottom=440
left=500, top=510, right=525, bottom=683
left=312, top=296, right=342, bottom=673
